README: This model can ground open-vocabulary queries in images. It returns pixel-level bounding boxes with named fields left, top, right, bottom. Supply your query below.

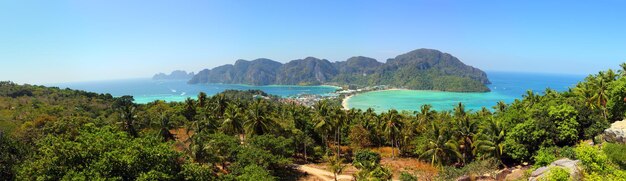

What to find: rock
left=528, top=158, right=581, bottom=181
left=505, top=168, right=526, bottom=181
left=457, top=175, right=471, bottom=181
left=604, top=120, right=626, bottom=144
left=495, top=169, right=512, bottom=180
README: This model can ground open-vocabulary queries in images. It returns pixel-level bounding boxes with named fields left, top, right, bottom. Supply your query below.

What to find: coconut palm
left=474, top=117, right=506, bottom=164
left=244, top=99, right=277, bottom=135
left=114, top=95, right=138, bottom=137
left=313, top=100, right=336, bottom=149
left=415, top=104, right=435, bottom=132
left=381, top=109, right=403, bottom=159
left=420, top=122, right=461, bottom=166
left=197, top=92, right=208, bottom=108
left=221, top=102, right=244, bottom=137
left=211, top=94, right=228, bottom=118
left=159, top=111, right=175, bottom=141
left=454, top=113, right=479, bottom=163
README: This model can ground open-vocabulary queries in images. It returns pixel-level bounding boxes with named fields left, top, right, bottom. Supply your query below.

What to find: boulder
left=528, top=158, right=581, bottom=181
left=505, top=168, right=526, bottom=181
left=604, top=120, right=626, bottom=144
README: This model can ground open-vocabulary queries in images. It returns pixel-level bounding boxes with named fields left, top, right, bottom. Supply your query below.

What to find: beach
left=342, top=94, right=353, bottom=110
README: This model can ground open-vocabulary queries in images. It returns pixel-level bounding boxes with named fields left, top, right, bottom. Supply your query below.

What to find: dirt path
left=296, top=164, right=354, bottom=181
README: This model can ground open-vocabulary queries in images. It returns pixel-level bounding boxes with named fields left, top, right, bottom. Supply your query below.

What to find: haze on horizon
left=1, top=0, right=625, bottom=84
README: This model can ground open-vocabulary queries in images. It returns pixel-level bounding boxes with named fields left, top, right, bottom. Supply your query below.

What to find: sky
left=1, top=0, right=625, bottom=84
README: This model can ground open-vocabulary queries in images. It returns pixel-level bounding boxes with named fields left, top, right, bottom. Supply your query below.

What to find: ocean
left=346, top=71, right=585, bottom=112
left=49, top=79, right=340, bottom=104
left=49, top=71, right=585, bottom=111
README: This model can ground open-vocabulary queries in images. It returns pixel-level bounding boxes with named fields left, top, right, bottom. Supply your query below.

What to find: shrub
left=399, top=171, right=418, bottom=181
left=541, top=167, right=570, bottom=181
left=353, top=150, right=381, bottom=170
left=534, top=147, right=558, bottom=167
left=533, top=146, right=576, bottom=168
left=574, top=143, right=611, bottom=174
left=235, top=164, right=275, bottom=181
left=602, top=143, right=626, bottom=169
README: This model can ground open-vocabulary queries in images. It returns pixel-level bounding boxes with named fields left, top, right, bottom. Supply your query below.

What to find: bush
left=541, top=167, right=570, bottom=181
left=574, top=143, right=611, bottom=174
left=399, top=171, right=418, bottom=181
left=353, top=150, right=381, bottom=170
left=436, top=158, right=498, bottom=180
left=602, top=143, right=626, bottom=169
left=235, top=164, right=275, bottom=181
left=533, top=146, right=576, bottom=167
left=16, top=124, right=183, bottom=180
left=534, top=147, right=558, bottom=167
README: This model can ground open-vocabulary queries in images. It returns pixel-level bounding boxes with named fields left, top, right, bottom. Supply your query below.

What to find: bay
left=49, top=79, right=340, bottom=104
left=346, top=71, right=585, bottom=112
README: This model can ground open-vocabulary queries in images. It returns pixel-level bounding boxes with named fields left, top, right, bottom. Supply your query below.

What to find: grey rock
left=604, top=120, right=626, bottom=144
left=528, top=158, right=581, bottom=181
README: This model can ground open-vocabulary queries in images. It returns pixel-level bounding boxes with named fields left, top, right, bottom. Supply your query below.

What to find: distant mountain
left=152, top=70, right=195, bottom=80
left=188, top=59, right=282, bottom=85
left=187, top=48, right=491, bottom=92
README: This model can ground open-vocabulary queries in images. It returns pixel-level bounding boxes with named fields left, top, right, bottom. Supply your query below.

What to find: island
left=152, top=70, right=195, bottom=80
left=186, top=48, right=491, bottom=92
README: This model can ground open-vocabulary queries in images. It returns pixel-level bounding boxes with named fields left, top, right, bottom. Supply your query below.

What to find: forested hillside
left=2, top=63, right=626, bottom=180
left=188, top=49, right=491, bottom=92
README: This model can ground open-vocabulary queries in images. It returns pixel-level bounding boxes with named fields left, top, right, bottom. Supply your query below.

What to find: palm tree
left=183, top=98, right=196, bottom=122
left=114, top=95, right=138, bottom=137
left=382, top=109, right=403, bottom=159
left=420, top=122, right=461, bottom=166
left=314, top=100, right=335, bottom=149
left=522, top=90, right=538, bottom=108
left=415, top=104, right=434, bottom=132
left=244, top=99, right=277, bottom=135
left=159, top=111, right=175, bottom=141
left=212, top=94, right=228, bottom=118
left=474, top=118, right=506, bottom=164
left=493, top=101, right=507, bottom=114
left=197, top=92, right=208, bottom=108
left=452, top=102, right=479, bottom=163
left=221, top=102, right=244, bottom=140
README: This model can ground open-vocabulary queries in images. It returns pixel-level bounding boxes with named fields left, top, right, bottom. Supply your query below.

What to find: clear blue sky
left=1, top=0, right=625, bottom=84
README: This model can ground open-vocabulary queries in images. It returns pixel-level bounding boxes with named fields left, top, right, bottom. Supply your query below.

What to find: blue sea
left=347, top=71, right=585, bottom=112
left=50, top=79, right=340, bottom=104
left=49, top=71, right=585, bottom=111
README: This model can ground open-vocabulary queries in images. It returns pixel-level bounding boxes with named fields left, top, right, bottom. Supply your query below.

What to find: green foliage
left=248, top=135, right=295, bottom=158
left=435, top=158, right=498, bottom=181
left=5, top=62, right=626, bottom=180
left=353, top=150, right=381, bottom=171
left=533, top=146, right=576, bottom=168
left=574, top=143, right=612, bottom=174
left=602, top=143, right=626, bottom=170
left=534, top=147, right=558, bottom=167
left=541, top=167, right=571, bottom=181
left=0, top=132, right=24, bottom=180
left=399, top=171, right=418, bottom=181
left=235, top=164, right=276, bottom=181
left=16, top=124, right=182, bottom=180
left=353, top=150, right=394, bottom=180
left=180, top=163, right=217, bottom=181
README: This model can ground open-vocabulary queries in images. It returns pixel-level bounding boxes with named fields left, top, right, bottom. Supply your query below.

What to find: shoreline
left=341, top=88, right=409, bottom=110
left=342, top=94, right=353, bottom=110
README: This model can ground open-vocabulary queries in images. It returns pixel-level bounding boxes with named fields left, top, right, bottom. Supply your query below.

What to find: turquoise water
left=347, top=71, right=585, bottom=112
left=50, top=79, right=339, bottom=104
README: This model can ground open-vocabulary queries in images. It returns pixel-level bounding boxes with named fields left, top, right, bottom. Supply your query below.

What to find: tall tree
left=420, top=122, right=461, bottom=166
left=381, top=109, right=403, bottom=159
left=114, top=95, right=138, bottom=137
left=221, top=102, right=245, bottom=139
left=244, top=99, right=278, bottom=135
